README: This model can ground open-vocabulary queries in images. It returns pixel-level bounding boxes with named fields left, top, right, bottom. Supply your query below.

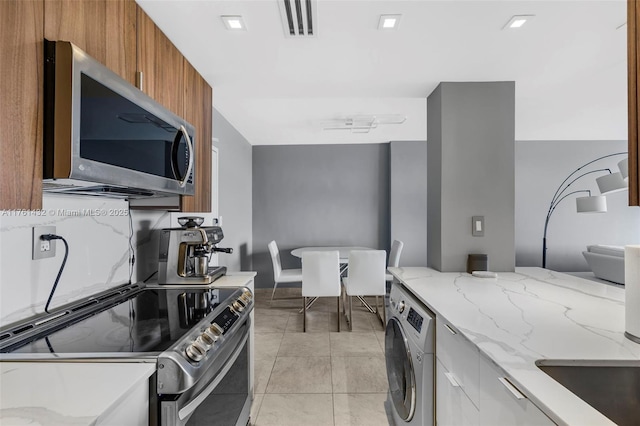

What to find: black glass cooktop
left=5, top=287, right=237, bottom=355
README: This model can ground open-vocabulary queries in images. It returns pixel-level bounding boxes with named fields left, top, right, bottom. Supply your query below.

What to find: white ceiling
left=136, top=0, right=627, bottom=145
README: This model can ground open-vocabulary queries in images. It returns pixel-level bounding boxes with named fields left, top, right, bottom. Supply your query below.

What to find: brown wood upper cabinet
left=0, top=0, right=44, bottom=210
left=628, top=0, right=640, bottom=206
left=136, top=6, right=211, bottom=212
left=136, top=7, right=184, bottom=117
left=44, top=0, right=137, bottom=85
left=0, top=1, right=212, bottom=211
left=182, top=60, right=213, bottom=212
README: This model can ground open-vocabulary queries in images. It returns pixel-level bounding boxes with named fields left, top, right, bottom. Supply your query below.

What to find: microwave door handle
left=171, top=125, right=194, bottom=188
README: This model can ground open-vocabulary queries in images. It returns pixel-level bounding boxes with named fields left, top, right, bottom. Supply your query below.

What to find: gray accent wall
left=252, top=143, right=390, bottom=288
left=390, top=141, right=428, bottom=266
left=427, top=82, right=516, bottom=272
left=213, top=109, right=253, bottom=272
left=515, top=140, right=640, bottom=271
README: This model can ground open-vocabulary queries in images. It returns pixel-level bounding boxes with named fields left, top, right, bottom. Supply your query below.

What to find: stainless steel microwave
left=43, top=40, right=195, bottom=198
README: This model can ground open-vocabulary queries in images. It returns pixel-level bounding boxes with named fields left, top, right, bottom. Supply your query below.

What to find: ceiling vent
left=278, top=0, right=317, bottom=37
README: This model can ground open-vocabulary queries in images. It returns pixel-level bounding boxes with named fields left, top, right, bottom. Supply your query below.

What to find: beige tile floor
left=250, top=287, right=391, bottom=426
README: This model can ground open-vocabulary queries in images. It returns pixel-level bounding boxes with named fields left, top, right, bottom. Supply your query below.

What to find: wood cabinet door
left=181, top=60, right=212, bottom=213
left=136, top=6, right=184, bottom=117
left=44, top=0, right=137, bottom=85
left=0, top=0, right=44, bottom=209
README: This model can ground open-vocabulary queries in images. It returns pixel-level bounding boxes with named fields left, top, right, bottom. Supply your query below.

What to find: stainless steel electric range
left=0, top=283, right=254, bottom=426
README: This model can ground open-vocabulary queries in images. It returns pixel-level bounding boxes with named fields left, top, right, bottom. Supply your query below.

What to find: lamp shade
left=576, top=195, right=607, bottom=213
left=596, top=172, right=627, bottom=194
left=618, top=158, right=629, bottom=181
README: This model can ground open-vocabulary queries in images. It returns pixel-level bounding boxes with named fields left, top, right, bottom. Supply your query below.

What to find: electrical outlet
left=32, top=226, right=56, bottom=260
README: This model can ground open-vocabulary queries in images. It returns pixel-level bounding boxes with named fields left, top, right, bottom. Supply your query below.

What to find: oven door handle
left=178, top=328, right=249, bottom=421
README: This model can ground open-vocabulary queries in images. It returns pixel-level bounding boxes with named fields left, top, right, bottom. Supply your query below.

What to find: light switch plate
left=32, top=226, right=56, bottom=260
left=472, top=216, right=484, bottom=237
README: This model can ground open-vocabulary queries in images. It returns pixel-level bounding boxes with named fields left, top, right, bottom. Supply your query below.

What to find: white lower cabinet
left=436, top=358, right=479, bottom=426
left=478, top=357, right=555, bottom=426
left=435, top=318, right=480, bottom=407
left=435, top=316, right=556, bottom=426
left=95, top=372, right=150, bottom=426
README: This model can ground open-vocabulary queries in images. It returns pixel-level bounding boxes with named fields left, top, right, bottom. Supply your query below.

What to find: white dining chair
left=342, top=250, right=387, bottom=331
left=302, top=251, right=342, bottom=332
left=385, top=240, right=404, bottom=283
left=268, top=240, right=303, bottom=301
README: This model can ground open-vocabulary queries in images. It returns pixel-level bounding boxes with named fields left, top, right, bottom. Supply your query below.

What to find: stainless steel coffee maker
left=158, top=216, right=231, bottom=285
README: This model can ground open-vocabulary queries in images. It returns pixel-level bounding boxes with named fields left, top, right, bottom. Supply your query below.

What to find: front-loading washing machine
left=385, top=281, right=435, bottom=425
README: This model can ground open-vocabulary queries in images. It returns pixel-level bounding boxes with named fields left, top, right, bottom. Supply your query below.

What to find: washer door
left=385, top=317, right=416, bottom=421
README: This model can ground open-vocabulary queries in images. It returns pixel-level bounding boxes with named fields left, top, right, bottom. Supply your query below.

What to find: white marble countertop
left=387, top=266, right=640, bottom=426
left=145, top=271, right=256, bottom=289
left=0, top=361, right=155, bottom=425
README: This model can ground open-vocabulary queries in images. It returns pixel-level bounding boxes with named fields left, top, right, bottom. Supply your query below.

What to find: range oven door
left=159, top=319, right=252, bottom=426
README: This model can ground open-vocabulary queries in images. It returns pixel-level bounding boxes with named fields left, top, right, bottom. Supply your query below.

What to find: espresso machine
left=158, top=216, right=232, bottom=285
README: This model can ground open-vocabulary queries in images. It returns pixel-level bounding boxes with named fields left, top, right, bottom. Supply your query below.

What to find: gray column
left=427, top=82, right=515, bottom=272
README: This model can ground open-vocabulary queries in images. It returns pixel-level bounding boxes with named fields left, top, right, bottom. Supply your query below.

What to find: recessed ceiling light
left=503, top=15, right=535, bottom=30
left=378, top=14, right=401, bottom=30
left=221, top=15, right=246, bottom=31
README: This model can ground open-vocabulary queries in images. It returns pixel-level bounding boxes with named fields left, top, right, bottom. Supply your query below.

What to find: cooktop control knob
left=232, top=301, right=244, bottom=313
left=207, top=323, right=223, bottom=337
left=398, top=301, right=405, bottom=314
left=240, top=289, right=252, bottom=303
left=196, top=333, right=214, bottom=350
left=203, top=329, right=219, bottom=344
left=185, top=342, right=205, bottom=362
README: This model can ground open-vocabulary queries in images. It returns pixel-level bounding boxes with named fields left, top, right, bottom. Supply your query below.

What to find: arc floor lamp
left=542, top=152, right=629, bottom=269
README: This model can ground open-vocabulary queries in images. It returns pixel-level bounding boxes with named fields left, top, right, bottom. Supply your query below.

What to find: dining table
left=290, top=246, right=373, bottom=264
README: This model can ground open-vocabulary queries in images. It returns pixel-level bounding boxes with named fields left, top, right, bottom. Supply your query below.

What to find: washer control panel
left=388, top=282, right=435, bottom=353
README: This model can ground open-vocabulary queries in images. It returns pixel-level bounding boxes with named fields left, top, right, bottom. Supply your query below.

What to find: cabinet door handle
left=444, top=372, right=460, bottom=387
left=498, top=377, right=526, bottom=400
left=136, top=71, right=144, bottom=91
left=444, top=323, right=457, bottom=335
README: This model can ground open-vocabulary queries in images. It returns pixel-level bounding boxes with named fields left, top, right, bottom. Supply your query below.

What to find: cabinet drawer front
left=436, top=317, right=480, bottom=407
left=436, top=359, right=479, bottom=426
left=478, top=356, right=555, bottom=426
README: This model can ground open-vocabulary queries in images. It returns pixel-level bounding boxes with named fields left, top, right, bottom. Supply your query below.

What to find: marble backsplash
left=0, top=195, right=169, bottom=327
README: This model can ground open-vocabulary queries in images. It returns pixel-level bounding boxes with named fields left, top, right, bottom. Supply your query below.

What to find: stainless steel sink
left=536, top=360, right=640, bottom=426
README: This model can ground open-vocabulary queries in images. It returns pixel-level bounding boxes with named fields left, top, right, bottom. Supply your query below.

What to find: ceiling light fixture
left=221, top=15, right=246, bottom=31
left=322, top=115, right=406, bottom=133
left=378, top=14, right=401, bottom=30
left=503, top=15, right=535, bottom=30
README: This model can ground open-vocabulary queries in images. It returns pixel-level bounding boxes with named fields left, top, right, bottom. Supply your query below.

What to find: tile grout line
left=329, top=324, right=336, bottom=426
